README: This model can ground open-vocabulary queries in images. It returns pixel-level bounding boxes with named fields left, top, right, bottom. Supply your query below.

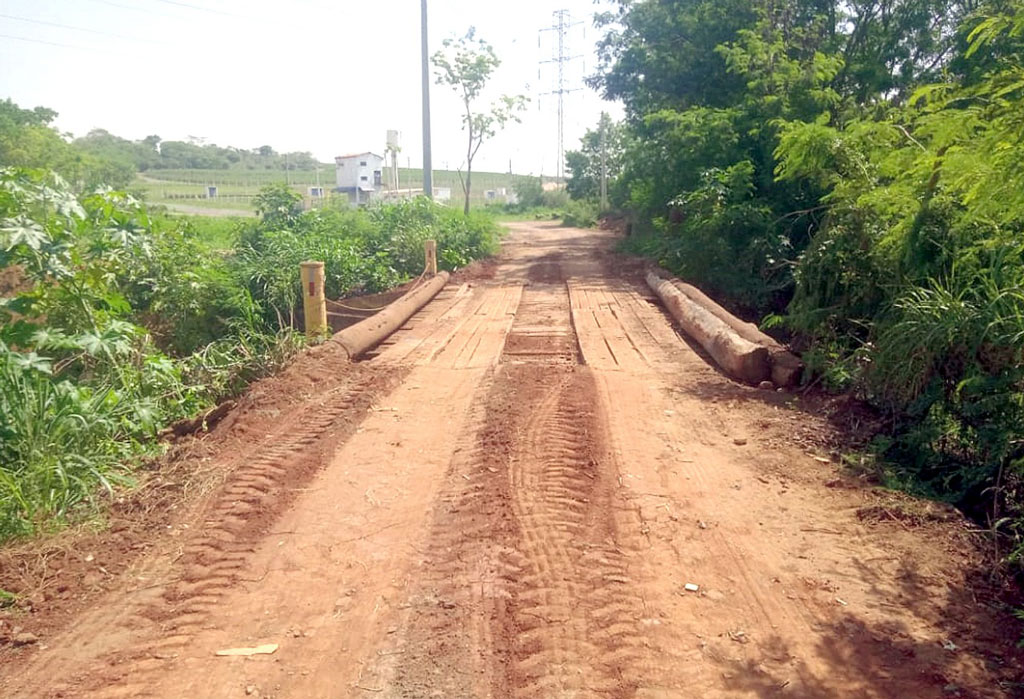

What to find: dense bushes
left=507, top=176, right=599, bottom=228
left=235, top=193, right=498, bottom=329
left=0, top=170, right=499, bottom=539
left=585, top=0, right=1024, bottom=570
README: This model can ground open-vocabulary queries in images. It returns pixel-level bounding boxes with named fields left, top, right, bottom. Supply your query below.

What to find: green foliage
left=71, top=129, right=321, bottom=173
left=0, top=173, right=498, bottom=541
left=0, top=99, right=132, bottom=190
left=596, top=0, right=1024, bottom=571
left=560, top=199, right=599, bottom=229
left=252, top=182, right=303, bottom=230
left=565, top=113, right=627, bottom=202
left=512, top=176, right=544, bottom=210
left=433, top=28, right=528, bottom=214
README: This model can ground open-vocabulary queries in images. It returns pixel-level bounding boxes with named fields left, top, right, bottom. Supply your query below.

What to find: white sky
left=0, top=0, right=622, bottom=176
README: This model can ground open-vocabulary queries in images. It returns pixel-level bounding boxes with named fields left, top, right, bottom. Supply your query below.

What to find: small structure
left=485, top=187, right=514, bottom=204
left=334, top=152, right=384, bottom=205
left=206, top=185, right=218, bottom=198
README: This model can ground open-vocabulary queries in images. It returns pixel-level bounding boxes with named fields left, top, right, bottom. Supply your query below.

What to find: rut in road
left=10, top=362, right=408, bottom=699
left=366, top=273, right=648, bottom=697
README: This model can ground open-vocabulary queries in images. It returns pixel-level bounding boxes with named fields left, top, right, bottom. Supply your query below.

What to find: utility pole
left=599, top=112, right=609, bottom=211
left=539, top=9, right=582, bottom=182
left=421, top=0, right=433, bottom=200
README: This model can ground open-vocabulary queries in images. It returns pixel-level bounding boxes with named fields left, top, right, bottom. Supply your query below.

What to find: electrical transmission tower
left=539, top=9, right=583, bottom=181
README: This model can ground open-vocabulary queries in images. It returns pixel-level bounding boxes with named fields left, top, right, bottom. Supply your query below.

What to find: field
left=135, top=166, right=521, bottom=214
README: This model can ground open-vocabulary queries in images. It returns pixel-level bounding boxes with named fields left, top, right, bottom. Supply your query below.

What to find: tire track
left=366, top=270, right=648, bottom=697
left=506, top=367, right=644, bottom=698
left=70, top=366, right=408, bottom=699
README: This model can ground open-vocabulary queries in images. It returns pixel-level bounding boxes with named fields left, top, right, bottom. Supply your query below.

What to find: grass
left=490, top=207, right=564, bottom=223
left=134, top=167, right=521, bottom=214
left=152, top=214, right=244, bottom=250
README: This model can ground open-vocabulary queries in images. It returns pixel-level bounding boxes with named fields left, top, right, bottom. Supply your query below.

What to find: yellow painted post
left=424, top=239, right=437, bottom=276
left=300, top=261, right=328, bottom=337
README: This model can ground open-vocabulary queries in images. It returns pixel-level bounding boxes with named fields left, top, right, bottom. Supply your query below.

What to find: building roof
left=335, top=152, right=383, bottom=161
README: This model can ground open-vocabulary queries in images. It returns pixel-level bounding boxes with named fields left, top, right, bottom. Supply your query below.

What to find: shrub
left=561, top=199, right=599, bottom=228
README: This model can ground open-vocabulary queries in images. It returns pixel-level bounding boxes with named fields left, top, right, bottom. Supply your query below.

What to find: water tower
left=386, top=130, right=400, bottom=192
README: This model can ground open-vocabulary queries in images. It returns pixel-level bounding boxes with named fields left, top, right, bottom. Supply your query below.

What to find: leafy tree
left=0, top=99, right=130, bottom=189
left=565, top=113, right=628, bottom=202
left=512, top=176, right=544, bottom=209
left=433, top=28, right=528, bottom=214
left=252, top=182, right=303, bottom=231
left=591, top=0, right=758, bottom=114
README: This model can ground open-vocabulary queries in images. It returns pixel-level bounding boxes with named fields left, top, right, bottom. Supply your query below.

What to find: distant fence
left=162, top=193, right=261, bottom=202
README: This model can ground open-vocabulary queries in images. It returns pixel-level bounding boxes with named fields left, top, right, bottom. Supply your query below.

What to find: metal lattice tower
left=539, top=9, right=582, bottom=181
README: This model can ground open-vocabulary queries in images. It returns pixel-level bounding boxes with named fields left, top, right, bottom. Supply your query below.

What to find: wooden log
left=646, top=272, right=770, bottom=385
left=424, top=240, right=438, bottom=276
left=332, top=271, right=450, bottom=359
left=657, top=270, right=804, bottom=387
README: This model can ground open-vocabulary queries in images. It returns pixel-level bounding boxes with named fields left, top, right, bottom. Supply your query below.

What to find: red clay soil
left=1, top=222, right=1022, bottom=698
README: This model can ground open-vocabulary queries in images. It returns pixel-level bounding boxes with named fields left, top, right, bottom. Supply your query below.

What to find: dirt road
left=2, top=222, right=1019, bottom=697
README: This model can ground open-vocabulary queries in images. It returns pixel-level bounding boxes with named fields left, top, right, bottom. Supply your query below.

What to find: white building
left=334, top=152, right=384, bottom=205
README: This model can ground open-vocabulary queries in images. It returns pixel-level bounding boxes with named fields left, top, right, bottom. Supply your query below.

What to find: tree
left=433, top=28, right=527, bottom=214
left=253, top=182, right=302, bottom=230
left=512, top=175, right=544, bottom=209
left=0, top=99, right=133, bottom=190
left=565, top=113, right=628, bottom=202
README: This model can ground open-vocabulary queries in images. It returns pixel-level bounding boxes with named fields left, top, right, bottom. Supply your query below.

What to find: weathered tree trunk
left=646, top=272, right=771, bottom=385
left=333, top=272, right=450, bottom=359
left=665, top=276, right=803, bottom=386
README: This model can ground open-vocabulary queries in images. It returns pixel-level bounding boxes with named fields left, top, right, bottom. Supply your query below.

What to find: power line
left=148, top=0, right=247, bottom=20
left=539, top=9, right=583, bottom=181
left=0, top=32, right=103, bottom=52
left=83, top=0, right=184, bottom=20
left=0, top=12, right=149, bottom=42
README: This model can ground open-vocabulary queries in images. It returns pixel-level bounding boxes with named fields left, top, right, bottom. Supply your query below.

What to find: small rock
left=758, top=381, right=774, bottom=390
left=733, top=438, right=748, bottom=446
left=245, top=685, right=259, bottom=696
left=703, top=589, right=725, bottom=601
left=728, top=629, right=749, bottom=644
left=13, top=632, right=39, bottom=646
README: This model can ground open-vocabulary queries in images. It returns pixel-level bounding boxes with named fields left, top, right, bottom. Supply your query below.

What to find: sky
left=0, top=0, right=623, bottom=176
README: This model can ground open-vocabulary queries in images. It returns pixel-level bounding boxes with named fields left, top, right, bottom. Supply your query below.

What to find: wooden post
left=300, top=261, right=328, bottom=337
left=424, top=239, right=437, bottom=276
